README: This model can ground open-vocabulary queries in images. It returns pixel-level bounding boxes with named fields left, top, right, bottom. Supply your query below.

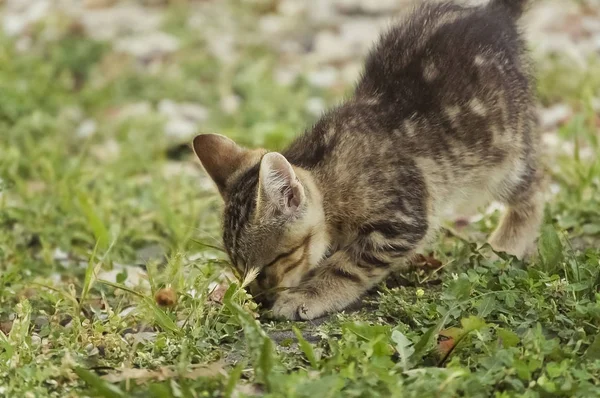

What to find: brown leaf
left=412, top=253, right=443, bottom=269
left=155, top=288, right=177, bottom=307
left=0, top=321, right=12, bottom=335
left=208, top=283, right=229, bottom=304
left=437, top=327, right=465, bottom=359
left=437, top=335, right=455, bottom=357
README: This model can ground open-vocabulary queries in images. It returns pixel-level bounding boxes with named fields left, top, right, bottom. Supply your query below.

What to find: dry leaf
left=155, top=288, right=177, bottom=307
left=208, top=283, right=229, bottom=304
left=0, top=321, right=13, bottom=335
left=412, top=253, right=443, bottom=269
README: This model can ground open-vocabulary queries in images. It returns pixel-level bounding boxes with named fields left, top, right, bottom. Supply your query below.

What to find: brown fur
left=191, top=0, right=544, bottom=320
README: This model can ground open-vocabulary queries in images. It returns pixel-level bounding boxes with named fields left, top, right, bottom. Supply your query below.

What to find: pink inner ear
left=288, top=184, right=302, bottom=209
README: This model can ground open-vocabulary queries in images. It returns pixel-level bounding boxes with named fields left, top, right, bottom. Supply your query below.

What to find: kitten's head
left=192, top=134, right=328, bottom=306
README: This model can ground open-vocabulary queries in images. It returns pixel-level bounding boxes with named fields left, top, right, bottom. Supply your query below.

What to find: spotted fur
left=192, top=0, right=544, bottom=320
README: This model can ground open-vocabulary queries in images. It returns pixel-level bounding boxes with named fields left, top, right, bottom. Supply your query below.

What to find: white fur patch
left=403, top=119, right=417, bottom=137
left=469, top=98, right=487, bottom=116
left=444, top=105, right=461, bottom=125
left=474, top=55, right=486, bottom=66
left=423, top=61, right=439, bottom=82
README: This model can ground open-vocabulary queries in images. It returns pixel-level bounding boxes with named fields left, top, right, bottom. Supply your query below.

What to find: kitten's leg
left=271, top=229, right=425, bottom=320
left=488, top=169, right=545, bottom=259
left=270, top=251, right=389, bottom=320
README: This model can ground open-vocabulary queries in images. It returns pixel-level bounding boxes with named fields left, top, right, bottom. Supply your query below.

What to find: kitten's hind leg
left=488, top=169, right=545, bottom=259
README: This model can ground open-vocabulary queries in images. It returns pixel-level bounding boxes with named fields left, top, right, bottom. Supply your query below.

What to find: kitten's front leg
left=271, top=250, right=394, bottom=320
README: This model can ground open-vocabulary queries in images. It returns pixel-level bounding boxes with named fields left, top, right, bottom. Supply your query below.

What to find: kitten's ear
left=192, top=134, right=247, bottom=196
left=259, top=153, right=305, bottom=214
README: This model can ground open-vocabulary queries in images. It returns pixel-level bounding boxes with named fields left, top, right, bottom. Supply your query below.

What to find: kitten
left=192, top=0, right=544, bottom=320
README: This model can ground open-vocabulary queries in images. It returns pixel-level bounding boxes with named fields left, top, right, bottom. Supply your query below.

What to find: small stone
left=307, top=0, right=338, bottom=27
left=159, top=100, right=208, bottom=140
left=539, top=104, right=572, bottom=130
left=164, top=119, right=197, bottom=140
left=158, top=100, right=208, bottom=122
left=91, top=139, right=120, bottom=162
left=307, top=66, right=339, bottom=88
left=178, top=103, right=209, bottom=122
left=220, top=95, right=241, bottom=114
left=135, top=244, right=166, bottom=264
left=118, top=307, right=136, bottom=318
left=305, top=97, right=326, bottom=116
left=313, top=30, right=352, bottom=62
left=98, top=264, right=149, bottom=289
left=339, top=19, right=383, bottom=54
left=112, top=102, right=152, bottom=120
left=114, top=32, right=180, bottom=59
left=274, top=66, right=300, bottom=86
left=76, top=119, right=97, bottom=138
left=341, top=61, right=363, bottom=84
left=260, top=15, right=284, bottom=35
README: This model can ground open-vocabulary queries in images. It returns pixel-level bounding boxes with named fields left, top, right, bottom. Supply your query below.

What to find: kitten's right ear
left=192, top=134, right=247, bottom=196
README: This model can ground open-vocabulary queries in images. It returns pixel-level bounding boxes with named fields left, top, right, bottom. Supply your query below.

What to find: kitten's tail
left=491, top=0, right=528, bottom=18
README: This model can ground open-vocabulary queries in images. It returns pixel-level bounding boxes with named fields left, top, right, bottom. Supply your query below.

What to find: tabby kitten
left=192, top=0, right=544, bottom=320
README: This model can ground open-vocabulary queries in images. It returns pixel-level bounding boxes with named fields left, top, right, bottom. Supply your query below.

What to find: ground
left=1, top=0, right=600, bottom=397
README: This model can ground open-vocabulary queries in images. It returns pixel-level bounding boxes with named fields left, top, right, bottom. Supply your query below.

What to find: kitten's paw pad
left=271, top=291, right=325, bottom=321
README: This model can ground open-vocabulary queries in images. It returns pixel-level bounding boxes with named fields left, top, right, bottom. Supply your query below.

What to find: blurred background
left=1, top=0, right=600, bottom=395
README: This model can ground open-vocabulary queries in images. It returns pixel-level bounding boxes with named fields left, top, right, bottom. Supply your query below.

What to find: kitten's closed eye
left=262, top=241, right=305, bottom=269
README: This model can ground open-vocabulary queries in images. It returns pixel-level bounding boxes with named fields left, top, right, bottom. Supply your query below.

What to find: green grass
left=1, top=3, right=600, bottom=397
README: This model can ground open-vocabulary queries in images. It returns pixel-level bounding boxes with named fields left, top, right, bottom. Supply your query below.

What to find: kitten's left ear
left=192, top=134, right=247, bottom=197
left=259, top=153, right=305, bottom=214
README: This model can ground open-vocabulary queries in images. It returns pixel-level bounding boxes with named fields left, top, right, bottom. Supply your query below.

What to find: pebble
left=313, top=30, right=353, bottom=63
left=159, top=100, right=209, bottom=140
left=274, top=66, right=301, bottom=86
left=31, top=334, right=42, bottom=346
left=91, top=139, right=121, bottom=162
left=3, top=0, right=50, bottom=36
left=305, top=97, right=326, bottom=116
left=76, top=119, right=97, bottom=139
left=98, top=263, right=150, bottom=289
left=114, top=102, right=152, bottom=121
left=539, top=104, right=573, bottom=130
left=114, top=31, right=180, bottom=59
left=220, top=95, right=241, bottom=114
left=307, top=66, right=339, bottom=87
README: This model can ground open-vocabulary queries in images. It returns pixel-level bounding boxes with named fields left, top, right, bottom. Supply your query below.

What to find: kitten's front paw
left=271, top=290, right=327, bottom=321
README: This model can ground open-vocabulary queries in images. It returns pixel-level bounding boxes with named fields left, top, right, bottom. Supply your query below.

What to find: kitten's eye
left=263, top=242, right=304, bottom=269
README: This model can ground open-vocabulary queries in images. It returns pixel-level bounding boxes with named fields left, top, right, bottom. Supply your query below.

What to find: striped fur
left=192, top=0, right=543, bottom=320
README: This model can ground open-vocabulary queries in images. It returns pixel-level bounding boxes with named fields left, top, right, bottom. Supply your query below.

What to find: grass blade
left=293, top=326, right=318, bottom=368
left=74, top=367, right=126, bottom=398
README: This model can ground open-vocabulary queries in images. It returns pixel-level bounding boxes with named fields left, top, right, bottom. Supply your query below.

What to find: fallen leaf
left=154, top=288, right=177, bottom=307
left=437, top=334, right=456, bottom=357
left=208, top=282, right=229, bottom=304
left=0, top=321, right=13, bottom=335
left=412, top=253, right=443, bottom=269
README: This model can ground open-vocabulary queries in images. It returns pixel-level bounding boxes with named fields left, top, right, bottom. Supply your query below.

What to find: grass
left=1, top=2, right=600, bottom=397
